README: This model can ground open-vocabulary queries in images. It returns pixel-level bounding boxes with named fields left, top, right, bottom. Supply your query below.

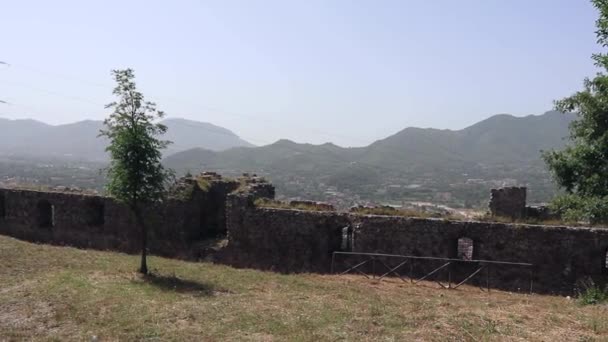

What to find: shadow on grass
left=139, top=272, right=220, bottom=297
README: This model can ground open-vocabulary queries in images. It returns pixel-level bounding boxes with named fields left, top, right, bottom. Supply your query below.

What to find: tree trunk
left=134, top=205, right=148, bottom=275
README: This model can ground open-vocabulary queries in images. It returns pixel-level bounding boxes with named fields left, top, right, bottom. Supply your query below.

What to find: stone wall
left=0, top=187, right=209, bottom=257
left=0, top=173, right=256, bottom=259
left=352, top=216, right=608, bottom=294
left=489, top=187, right=527, bottom=219
left=2, top=177, right=608, bottom=295
left=222, top=194, right=349, bottom=272
left=224, top=200, right=608, bottom=294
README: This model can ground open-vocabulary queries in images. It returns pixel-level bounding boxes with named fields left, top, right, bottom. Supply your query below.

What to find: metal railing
left=331, top=251, right=534, bottom=292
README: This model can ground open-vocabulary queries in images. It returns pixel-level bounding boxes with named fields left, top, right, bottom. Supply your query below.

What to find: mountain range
left=0, top=111, right=574, bottom=207
left=0, top=118, right=253, bottom=161
left=164, top=111, right=573, bottom=174
left=162, top=111, right=574, bottom=206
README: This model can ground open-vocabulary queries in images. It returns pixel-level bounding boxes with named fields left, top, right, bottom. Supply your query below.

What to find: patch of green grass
left=170, top=176, right=213, bottom=201
left=350, top=206, right=465, bottom=220
left=196, top=177, right=211, bottom=192
left=232, top=175, right=269, bottom=194
left=473, top=213, right=587, bottom=227
left=1, top=235, right=608, bottom=341
left=578, top=284, right=608, bottom=306
left=4, top=183, right=99, bottom=195
left=254, top=198, right=334, bottom=212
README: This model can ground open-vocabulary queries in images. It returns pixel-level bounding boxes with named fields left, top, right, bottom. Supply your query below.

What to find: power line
left=0, top=79, right=105, bottom=107
left=8, top=63, right=108, bottom=88
left=1, top=60, right=431, bottom=193
left=1, top=91, right=414, bottom=176
left=162, top=119, right=273, bottom=146
left=0, top=84, right=457, bottom=179
left=0, top=61, right=9, bottom=105
left=0, top=60, right=484, bottom=179
left=0, top=65, right=396, bottom=151
left=2, top=99, right=272, bottom=146
left=2, top=60, right=377, bottom=145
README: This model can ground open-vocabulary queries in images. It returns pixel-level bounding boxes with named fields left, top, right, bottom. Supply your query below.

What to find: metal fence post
left=372, top=257, right=376, bottom=280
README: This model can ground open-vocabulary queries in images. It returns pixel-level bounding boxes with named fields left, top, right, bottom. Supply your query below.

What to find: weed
left=578, top=284, right=608, bottom=305
left=350, top=206, right=465, bottom=220
left=254, top=198, right=334, bottom=212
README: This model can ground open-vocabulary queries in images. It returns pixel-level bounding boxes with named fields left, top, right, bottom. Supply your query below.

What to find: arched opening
left=457, top=237, right=474, bottom=261
left=37, top=200, right=54, bottom=228
left=85, top=199, right=105, bottom=226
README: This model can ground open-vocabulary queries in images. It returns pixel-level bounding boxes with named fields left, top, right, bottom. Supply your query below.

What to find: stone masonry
left=224, top=199, right=608, bottom=294
left=489, top=187, right=527, bottom=219
left=0, top=173, right=271, bottom=259
left=1, top=178, right=607, bottom=295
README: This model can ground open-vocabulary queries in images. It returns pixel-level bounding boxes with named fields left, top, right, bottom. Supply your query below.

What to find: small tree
left=101, top=69, right=171, bottom=274
left=544, top=0, right=608, bottom=223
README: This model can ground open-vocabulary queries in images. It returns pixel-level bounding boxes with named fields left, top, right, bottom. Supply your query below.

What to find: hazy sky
left=0, top=0, right=600, bottom=146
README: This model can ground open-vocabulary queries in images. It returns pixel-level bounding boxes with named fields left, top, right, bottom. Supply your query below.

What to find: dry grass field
left=1, top=235, right=607, bottom=341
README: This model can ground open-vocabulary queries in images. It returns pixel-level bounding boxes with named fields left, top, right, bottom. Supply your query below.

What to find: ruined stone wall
left=353, top=216, right=608, bottom=294
left=223, top=194, right=349, bottom=272
left=489, top=187, right=527, bottom=219
left=0, top=174, right=245, bottom=259
left=0, top=188, right=136, bottom=251
left=3, top=178, right=608, bottom=294
left=224, top=202, right=608, bottom=294
left=0, top=187, right=204, bottom=257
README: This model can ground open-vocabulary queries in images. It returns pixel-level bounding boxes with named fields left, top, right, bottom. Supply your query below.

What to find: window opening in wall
left=341, top=226, right=353, bottom=252
left=37, top=200, right=55, bottom=228
left=0, top=193, right=5, bottom=219
left=85, top=199, right=105, bottom=226
left=457, top=237, right=474, bottom=261
left=605, top=249, right=608, bottom=271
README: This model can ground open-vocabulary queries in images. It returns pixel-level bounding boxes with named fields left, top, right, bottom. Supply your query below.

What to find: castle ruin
left=1, top=174, right=607, bottom=295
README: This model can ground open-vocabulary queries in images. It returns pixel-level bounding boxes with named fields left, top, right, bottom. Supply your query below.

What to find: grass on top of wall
left=1, top=235, right=608, bottom=341
left=472, top=214, right=605, bottom=228
left=253, top=199, right=607, bottom=228
left=254, top=198, right=335, bottom=212
left=195, top=177, right=211, bottom=192
left=254, top=200, right=466, bottom=219
left=2, top=183, right=100, bottom=195
left=350, top=206, right=466, bottom=221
